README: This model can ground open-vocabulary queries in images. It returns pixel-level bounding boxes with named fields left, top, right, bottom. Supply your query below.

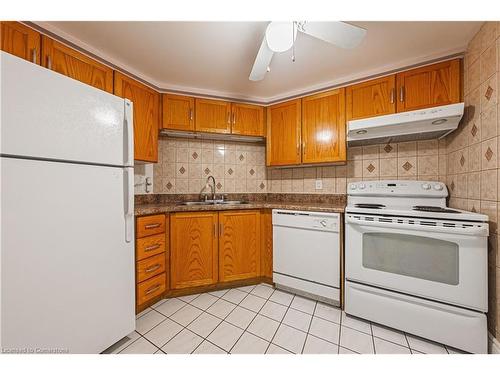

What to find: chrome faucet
left=206, top=175, right=216, bottom=201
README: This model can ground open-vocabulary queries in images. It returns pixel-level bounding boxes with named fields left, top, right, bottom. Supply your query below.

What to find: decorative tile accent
left=239, top=154, right=245, bottom=161
left=366, top=164, right=375, bottom=173
left=485, top=85, right=493, bottom=100
left=460, top=155, right=465, bottom=166
left=402, top=161, right=413, bottom=171
left=450, top=181, right=455, bottom=191
left=485, top=146, right=494, bottom=161
left=192, top=152, right=199, bottom=160
left=259, top=182, right=265, bottom=190
left=166, top=182, right=173, bottom=190
left=383, top=144, right=393, bottom=153
left=471, top=123, right=478, bottom=137
left=179, top=166, right=186, bottom=175
left=227, top=168, right=234, bottom=175
left=216, top=182, right=222, bottom=190
left=249, top=169, right=255, bottom=176
left=204, top=168, right=211, bottom=175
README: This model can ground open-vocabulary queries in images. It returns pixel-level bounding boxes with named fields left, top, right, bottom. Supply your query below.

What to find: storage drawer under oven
left=136, top=253, right=166, bottom=283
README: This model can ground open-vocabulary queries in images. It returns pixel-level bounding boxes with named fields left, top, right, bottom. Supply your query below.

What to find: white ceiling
left=38, top=21, right=482, bottom=103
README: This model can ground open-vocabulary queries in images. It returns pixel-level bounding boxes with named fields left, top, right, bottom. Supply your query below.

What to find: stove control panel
left=347, top=180, right=448, bottom=197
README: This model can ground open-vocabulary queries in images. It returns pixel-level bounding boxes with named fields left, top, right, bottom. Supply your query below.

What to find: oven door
left=345, top=213, right=488, bottom=312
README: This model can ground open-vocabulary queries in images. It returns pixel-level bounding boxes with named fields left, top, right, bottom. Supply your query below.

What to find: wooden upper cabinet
left=396, top=59, right=461, bottom=113
left=231, top=103, right=265, bottom=137
left=114, top=72, right=159, bottom=163
left=266, top=99, right=302, bottom=166
left=162, top=94, right=195, bottom=131
left=195, top=98, right=232, bottom=134
left=170, top=212, right=218, bottom=289
left=302, top=89, right=346, bottom=164
left=1, top=22, right=40, bottom=64
left=41, top=36, right=113, bottom=93
left=346, top=75, right=396, bottom=121
left=219, top=210, right=260, bottom=283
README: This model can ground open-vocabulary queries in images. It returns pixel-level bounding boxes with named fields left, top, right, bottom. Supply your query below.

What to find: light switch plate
left=315, top=179, right=323, bottom=190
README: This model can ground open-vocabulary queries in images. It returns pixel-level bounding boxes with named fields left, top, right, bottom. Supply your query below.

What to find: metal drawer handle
left=390, top=88, right=395, bottom=104
left=144, top=244, right=161, bottom=252
left=189, top=108, right=193, bottom=121
left=46, top=55, right=52, bottom=70
left=145, top=264, right=161, bottom=273
left=144, top=223, right=161, bottom=229
left=31, top=48, right=37, bottom=64
left=145, top=284, right=161, bottom=295
left=399, top=86, right=405, bottom=102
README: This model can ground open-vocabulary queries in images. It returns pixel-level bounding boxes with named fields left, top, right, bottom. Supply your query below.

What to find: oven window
left=362, top=232, right=459, bottom=285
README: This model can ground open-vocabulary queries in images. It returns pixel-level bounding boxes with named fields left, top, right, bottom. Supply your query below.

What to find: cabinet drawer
left=136, top=215, right=166, bottom=238
left=136, top=233, right=166, bottom=261
left=137, top=253, right=166, bottom=283
left=137, top=273, right=166, bottom=305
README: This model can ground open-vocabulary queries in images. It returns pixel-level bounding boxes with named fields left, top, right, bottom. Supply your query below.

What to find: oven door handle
left=345, top=215, right=489, bottom=236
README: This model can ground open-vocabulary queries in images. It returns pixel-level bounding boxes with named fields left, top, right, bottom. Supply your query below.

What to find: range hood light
left=432, top=119, right=447, bottom=125
left=356, top=130, right=367, bottom=135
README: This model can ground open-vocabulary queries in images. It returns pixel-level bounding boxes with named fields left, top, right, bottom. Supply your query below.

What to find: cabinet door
left=219, top=210, right=260, bottom=282
left=346, top=75, right=396, bottom=120
left=266, top=99, right=302, bottom=166
left=231, top=103, right=265, bottom=136
left=162, top=94, right=195, bottom=131
left=302, top=89, right=346, bottom=164
left=260, top=210, right=273, bottom=279
left=396, top=59, right=461, bottom=113
left=0, top=22, right=40, bottom=64
left=170, top=212, right=218, bottom=289
left=114, top=72, right=159, bottom=163
left=195, top=98, right=232, bottom=134
left=42, top=36, right=113, bottom=93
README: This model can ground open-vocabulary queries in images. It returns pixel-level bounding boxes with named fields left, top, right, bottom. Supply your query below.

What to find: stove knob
left=433, top=184, right=443, bottom=191
left=349, top=184, right=357, bottom=190
left=358, top=183, right=366, bottom=190
left=421, top=183, right=431, bottom=190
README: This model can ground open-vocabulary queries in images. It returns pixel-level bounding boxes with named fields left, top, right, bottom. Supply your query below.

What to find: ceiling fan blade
left=300, top=21, right=366, bottom=49
left=249, top=37, right=274, bottom=81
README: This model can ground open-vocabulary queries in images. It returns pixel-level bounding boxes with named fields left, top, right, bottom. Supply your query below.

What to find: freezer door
left=0, top=157, right=135, bottom=353
left=0, top=52, right=133, bottom=167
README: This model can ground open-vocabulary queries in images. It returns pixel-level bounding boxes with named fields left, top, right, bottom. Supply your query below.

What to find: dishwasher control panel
left=272, top=210, right=340, bottom=232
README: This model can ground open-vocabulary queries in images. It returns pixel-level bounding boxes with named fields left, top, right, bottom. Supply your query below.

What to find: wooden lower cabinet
left=260, top=210, right=273, bottom=279
left=170, top=212, right=219, bottom=289
left=219, top=210, right=261, bottom=282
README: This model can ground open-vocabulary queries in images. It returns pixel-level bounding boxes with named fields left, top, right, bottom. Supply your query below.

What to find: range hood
left=347, top=103, right=464, bottom=146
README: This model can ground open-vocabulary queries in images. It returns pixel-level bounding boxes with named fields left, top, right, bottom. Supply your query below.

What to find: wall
left=445, top=21, right=500, bottom=341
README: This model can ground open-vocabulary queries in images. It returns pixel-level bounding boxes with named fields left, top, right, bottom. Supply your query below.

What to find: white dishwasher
left=272, top=209, right=341, bottom=305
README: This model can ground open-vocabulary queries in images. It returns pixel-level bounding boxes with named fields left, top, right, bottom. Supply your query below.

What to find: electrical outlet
left=315, top=179, right=323, bottom=190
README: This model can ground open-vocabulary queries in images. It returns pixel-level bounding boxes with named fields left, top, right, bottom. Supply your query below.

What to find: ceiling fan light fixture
left=265, top=22, right=297, bottom=53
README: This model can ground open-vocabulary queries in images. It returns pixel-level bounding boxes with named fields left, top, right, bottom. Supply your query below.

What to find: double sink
left=177, top=200, right=249, bottom=206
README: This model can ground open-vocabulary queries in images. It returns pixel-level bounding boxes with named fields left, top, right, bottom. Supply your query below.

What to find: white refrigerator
left=0, top=51, right=135, bottom=353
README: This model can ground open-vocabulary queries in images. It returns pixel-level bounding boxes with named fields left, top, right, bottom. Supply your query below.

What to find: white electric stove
left=344, top=180, right=489, bottom=354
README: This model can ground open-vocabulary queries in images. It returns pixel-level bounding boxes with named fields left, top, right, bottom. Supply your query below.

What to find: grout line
left=263, top=293, right=298, bottom=354
left=370, top=321, right=376, bottom=354
left=300, top=301, right=317, bottom=353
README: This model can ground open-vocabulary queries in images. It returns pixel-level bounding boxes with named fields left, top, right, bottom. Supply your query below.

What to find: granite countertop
left=134, top=193, right=346, bottom=216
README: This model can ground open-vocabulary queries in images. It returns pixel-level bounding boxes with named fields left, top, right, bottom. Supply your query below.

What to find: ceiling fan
left=249, top=21, right=367, bottom=81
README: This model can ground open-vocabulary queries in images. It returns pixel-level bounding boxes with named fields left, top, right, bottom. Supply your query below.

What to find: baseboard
left=489, top=332, right=500, bottom=354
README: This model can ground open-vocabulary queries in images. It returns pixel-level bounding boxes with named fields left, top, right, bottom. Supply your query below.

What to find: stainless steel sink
left=177, top=200, right=248, bottom=206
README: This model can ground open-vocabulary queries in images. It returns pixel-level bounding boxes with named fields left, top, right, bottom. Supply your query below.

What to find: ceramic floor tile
left=169, top=304, right=203, bottom=326
left=190, top=293, right=219, bottom=310
left=247, top=314, right=280, bottom=341
left=135, top=309, right=167, bottom=335
left=186, top=312, right=222, bottom=338
left=373, top=337, right=411, bottom=354
left=314, top=302, right=341, bottom=324
left=206, top=321, right=244, bottom=351
left=266, top=344, right=293, bottom=354
left=259, top=300, right=288, bottom=322
left=446, top=346, right=468, bottom=354
left=282, top=308, right=312, bottom=332
left=411, top=349, right=425, bottom=354
left=178, top=294, right=199, bottom=303
left=161, top=329, right=203, bottom=354
left=221, top=289, right=247, bottom=304
left=136, top=307, right=152, bottom=319
left=144, top=318, right=183, bottom=347
left=269, top=289, right=295, bottom=307
left=290, top=295, right=316, bottom=315
left=230, top=332, right=269, bottom=354
left=303, top=335, right=339, bottom=354
left=151, top=299, right=167, bottom=309
left=236, top=285, right=256, bottom=293
left=250, top=284, right=274, bottom=299
left=208, top=289, right=229, bottom=298
left=339, top=346, right=359, bottom=354
left=308, top=317, right=340, bottom=344
left=371, top=323, right=408, bottom=347
left=102, top=331, right=141, bottom=354
left=341, top=311, right=372, bottom=334
left=406, top=334, right=447, bottom=354
left=119, top=337, right=157, bottom=354
left=154, top=298, right=187, bottom=317
left=272, top=324, right=307, bottom=354
left=239, top=293, right=267, bottom=312
left=193, top=340, right=226, bottom=354
left=206, top=298, right=237, bottom=319
left=225, top=306, right=257, bottom=330
left=339, top=326, right=375, bottom=354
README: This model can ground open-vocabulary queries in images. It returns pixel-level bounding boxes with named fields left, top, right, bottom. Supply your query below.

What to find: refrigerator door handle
left=124, top=99, right=134, bottom=167
left=124, top=167, right=134, bottom=243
